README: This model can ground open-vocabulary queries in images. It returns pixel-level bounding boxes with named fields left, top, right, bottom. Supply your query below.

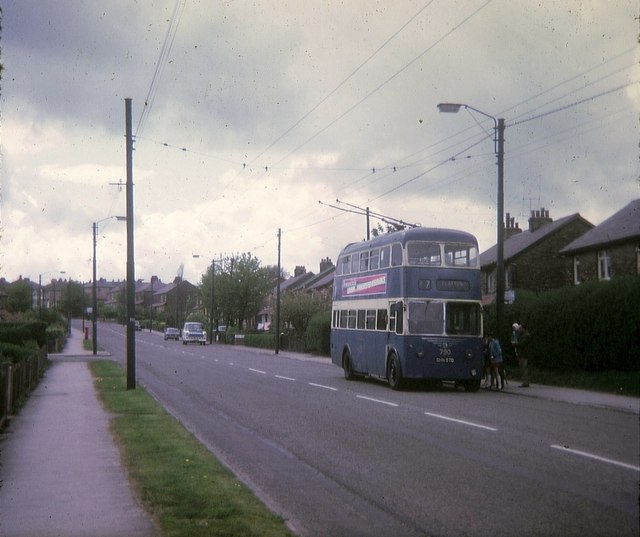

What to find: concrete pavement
left=0, top=327, right=637, bottom=537
left=0, top=328, right=158, bottom=537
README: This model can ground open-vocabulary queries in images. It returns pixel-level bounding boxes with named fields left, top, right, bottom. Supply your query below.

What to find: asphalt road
left=97, top=323, right=639, bottom=537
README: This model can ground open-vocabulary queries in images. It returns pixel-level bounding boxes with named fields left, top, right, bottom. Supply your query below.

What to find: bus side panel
left=368, top=331, right=391, bottom=377
left=331, top=329, right=367, bottom=373
left=330, top=328, right=344, bottom=367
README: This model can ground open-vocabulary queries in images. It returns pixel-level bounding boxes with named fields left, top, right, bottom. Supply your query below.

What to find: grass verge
left=89, top=360, right=295, bottom=537
left=524, top=366, right=639, bottom=397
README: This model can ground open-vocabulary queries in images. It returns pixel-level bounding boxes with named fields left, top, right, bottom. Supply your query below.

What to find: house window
left=598, top=250, right=611, bottom=280
left=487, top=272, right=496, bottom=294
left=573, top=256, right=582, bottom=284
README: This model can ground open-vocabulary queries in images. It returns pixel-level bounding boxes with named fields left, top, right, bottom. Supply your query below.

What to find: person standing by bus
left=482, top=335, right=492, bottom=389
left=489, top=334, right=505, bottom=390
left=516, top=324, right=531, bottom=387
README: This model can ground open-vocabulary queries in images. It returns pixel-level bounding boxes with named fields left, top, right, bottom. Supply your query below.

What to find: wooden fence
left=0, top=347, right=48, bottom=430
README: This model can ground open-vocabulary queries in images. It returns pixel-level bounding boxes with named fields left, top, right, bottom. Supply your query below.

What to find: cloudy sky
left=1, top=0, right=638, bottom=285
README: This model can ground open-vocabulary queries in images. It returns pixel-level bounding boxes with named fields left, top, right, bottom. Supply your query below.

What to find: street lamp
left=193, top=254, right=216, bottom=344
left=92, top=216, right=126, bottom=355
left=437, top=102, right=506, bottom=339
left=39, top=270, right=66, bottom=315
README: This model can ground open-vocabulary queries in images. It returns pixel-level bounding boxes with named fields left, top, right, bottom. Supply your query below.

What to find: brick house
left=256, top=259, right=335, bottom=330
left=151, top=278, right=199, bottom=328
left=479, top=208, right=593, bottom=303
left=560, top=199, right=640, bottom=283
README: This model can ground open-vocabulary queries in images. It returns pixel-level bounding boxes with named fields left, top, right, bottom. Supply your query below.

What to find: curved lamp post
left=193, top=254, right=217, bottom=344
left=92, top=216, right=126, bottom=355
left=38, top=270, right=66, bottom=315
left=437, top=102, right=506, bottom=338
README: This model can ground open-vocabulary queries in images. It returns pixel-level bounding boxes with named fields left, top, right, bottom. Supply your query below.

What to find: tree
left=61, top=281, right=87, bottom=318
left=7, top=278, right=33, bottom=313
left=200, top=253, right=273, bottom=330
left=280, top=290, right=330, bottom=335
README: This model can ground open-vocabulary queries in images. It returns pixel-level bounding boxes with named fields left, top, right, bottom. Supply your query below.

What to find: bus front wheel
left=342, top=350, right=355, bottom=380
left=464, top=379, right=481, bottom=392
left=387, top=352, right=403, bottom=390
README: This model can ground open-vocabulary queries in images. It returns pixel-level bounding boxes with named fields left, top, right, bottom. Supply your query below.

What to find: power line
left=271, top=0, right=495, bottom=167
left=246, top=0, right=438, bottom=168
left=509, top=80, right=639, bottom=127
left=135, top=0, right=187, bottom=138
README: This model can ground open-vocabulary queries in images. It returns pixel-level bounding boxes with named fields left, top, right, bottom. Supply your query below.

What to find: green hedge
left=244, top=332, right=276, bottom=349
left=0, top=341, right=39, bottom=364
left=305, top=311, right=331, bottom=355
left=497, top=277, right=640, bottom=373
left=0, top=321, right=48, bottom=348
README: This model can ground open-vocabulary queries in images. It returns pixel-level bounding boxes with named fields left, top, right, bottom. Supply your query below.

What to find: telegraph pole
left=92, top=222, right=98, bottom=355
left=495, top=118, right=506, bottom=342
left=125, top=98, right=136, bottom=390
left=275, top=228, right=281, bottom=355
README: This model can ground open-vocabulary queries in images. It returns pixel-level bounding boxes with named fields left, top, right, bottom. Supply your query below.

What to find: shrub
left=0, top=321, right=48, bottom=348
left=305, top=311, right=331, bottom=355
left=244, top=332, right=276, bottom=349
left=505, top=277, right=640, bottom=373
left=0, top=341, right=39, bottom=364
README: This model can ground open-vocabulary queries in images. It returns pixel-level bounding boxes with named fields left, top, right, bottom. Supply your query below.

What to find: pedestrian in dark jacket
left=514, top=324, right=530, bottom=387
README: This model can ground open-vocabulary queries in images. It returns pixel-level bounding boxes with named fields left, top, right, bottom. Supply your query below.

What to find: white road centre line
left=356, top=395, right=399, bottom=407
left=308, top=382, right=338, bottom=391
left=424, top=411, right=498, bottom=431
left=275, top=375, right=296, bottom=381
left=551, top=444, right=640, bottom=472
left=249, top=368, right=267, bottom=375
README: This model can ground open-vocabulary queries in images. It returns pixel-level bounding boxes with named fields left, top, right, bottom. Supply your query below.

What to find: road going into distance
left=96, top=323, right=639, bottom=537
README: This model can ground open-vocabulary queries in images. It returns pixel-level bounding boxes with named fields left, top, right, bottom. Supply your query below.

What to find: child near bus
left=489, top=335, right=505, bottom=390
left=482, top=335, right=492, bottom=389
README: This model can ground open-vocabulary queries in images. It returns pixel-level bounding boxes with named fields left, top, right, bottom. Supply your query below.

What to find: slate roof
left=303, top=266, right=335, bottom=291
left=278, top=271, right=316, bottom=292
left=560, top=199, right=640, bottom=255
left=480, top=213, right=592, bottom=268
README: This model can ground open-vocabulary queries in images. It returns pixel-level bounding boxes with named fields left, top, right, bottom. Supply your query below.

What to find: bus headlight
left=466, top=350, right=473, bottom=360
left=471, top=368, right=477, bottom=377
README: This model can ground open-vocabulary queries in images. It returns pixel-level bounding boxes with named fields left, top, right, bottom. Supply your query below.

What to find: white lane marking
left=424, top=411, right=498, bottom=431
left=308, top=382, right=338, bottom=391
left=356, top=395, right=399, bottom=407
left=551, top=444, right=640, bottom=472
left=275, top=375, right=296, bottom=381
left=249, top=368, right=267, bottom=375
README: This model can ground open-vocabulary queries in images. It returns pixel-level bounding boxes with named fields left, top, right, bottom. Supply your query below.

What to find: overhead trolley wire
left=272, top=0, right=495, bottom=167
left=135, top=0, right=187, bottom=138
left=246, top=0, right=438, bottom=169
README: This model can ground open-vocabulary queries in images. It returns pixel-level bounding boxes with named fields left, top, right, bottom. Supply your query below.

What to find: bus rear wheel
left=342, top=350, right=355, bottom=380
left=387, top=352, right=403, bottom=390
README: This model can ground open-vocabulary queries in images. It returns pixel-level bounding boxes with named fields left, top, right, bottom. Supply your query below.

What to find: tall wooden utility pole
left=125, top=98, right=136, bottom=390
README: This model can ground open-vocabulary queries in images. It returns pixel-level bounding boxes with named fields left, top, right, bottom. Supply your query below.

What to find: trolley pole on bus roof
left=437, top=102, right=506, bottom=339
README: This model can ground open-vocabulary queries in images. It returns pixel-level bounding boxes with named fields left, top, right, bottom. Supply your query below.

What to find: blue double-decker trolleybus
left=330, top=227, right=484, bottom=391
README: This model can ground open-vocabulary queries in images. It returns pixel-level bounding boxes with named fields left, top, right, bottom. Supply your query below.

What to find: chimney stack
left=504, top=212, right=522, bottom=239
left=528, top=207, right=553, bottom=232
left=319, top=257, right=334, bottom=273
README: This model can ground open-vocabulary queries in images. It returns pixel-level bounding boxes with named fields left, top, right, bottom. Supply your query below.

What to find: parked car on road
left=134, top=320, right=142, bottom=331
left=182, top=322, right=206, bottom=345
left=164, top=327, right=180, bottom=341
